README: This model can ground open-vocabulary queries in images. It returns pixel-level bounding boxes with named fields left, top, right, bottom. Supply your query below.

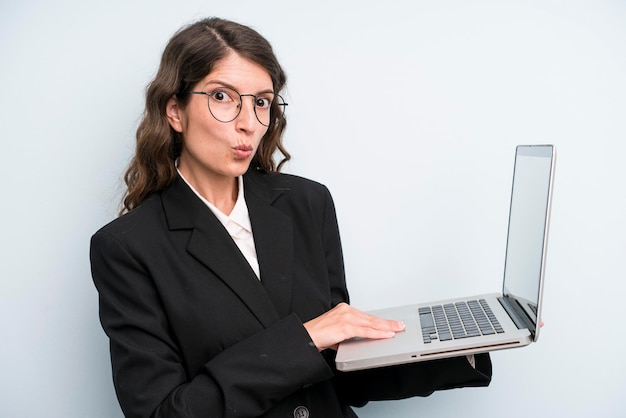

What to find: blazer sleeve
left=318, top=183, right=350, bottom=308
left=90, top=230, right=334, bottom=418
left=334, top=353, right=492, bottom=407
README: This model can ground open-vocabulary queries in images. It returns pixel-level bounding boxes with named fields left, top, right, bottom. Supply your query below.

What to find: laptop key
left=419, top=299, right=507, bottom=342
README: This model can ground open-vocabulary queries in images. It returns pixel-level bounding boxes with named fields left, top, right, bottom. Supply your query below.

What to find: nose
left=236, top=95, right=259, bottom=130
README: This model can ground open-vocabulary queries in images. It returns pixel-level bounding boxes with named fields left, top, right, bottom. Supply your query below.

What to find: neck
left=179, top=168, right=239, bottom=215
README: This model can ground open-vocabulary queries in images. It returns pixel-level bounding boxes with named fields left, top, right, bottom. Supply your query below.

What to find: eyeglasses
left=186, top=86, right=287, bottom=127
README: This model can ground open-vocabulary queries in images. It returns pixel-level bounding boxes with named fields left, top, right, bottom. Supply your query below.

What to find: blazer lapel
left=244, top=174, right=295, bottom=319
left=162, top=176, right=280, bottom=328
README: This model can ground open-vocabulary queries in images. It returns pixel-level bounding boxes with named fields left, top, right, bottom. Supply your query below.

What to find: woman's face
left=167, top=53, right=273, bottom=185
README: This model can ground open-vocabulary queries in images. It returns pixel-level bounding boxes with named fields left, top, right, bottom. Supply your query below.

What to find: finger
left=304, top=304, right=406, bottom=351
left=335, top=309, right=404, bottom=340
left=363, top=314, right=406, bottom=333
left=336, top=304, right=405, bottom=332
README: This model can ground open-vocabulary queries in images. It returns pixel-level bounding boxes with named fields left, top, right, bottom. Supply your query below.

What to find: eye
left=255, top=96, right=272, bottom=109
left=210, top=89, right=235, bottom=103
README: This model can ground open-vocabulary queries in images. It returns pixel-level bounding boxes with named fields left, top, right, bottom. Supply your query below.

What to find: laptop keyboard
left=419, top=299, right=505, bottom=344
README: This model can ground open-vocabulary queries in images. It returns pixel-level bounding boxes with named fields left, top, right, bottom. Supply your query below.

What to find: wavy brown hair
left=121, top=17, right=290, bottom=214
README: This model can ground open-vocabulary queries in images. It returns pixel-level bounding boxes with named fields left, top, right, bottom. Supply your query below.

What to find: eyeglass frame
left=184, top=88, right=288, bottom=127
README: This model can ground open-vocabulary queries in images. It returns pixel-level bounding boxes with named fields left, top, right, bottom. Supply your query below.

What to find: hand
left=303, top=303, right=405, bottom=351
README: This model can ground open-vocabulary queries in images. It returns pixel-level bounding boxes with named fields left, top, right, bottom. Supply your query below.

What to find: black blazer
left=90, top=168, right=491, bottom=418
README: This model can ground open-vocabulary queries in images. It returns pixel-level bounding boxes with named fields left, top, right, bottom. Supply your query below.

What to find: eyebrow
left=204, top=80, right=275, bottom=95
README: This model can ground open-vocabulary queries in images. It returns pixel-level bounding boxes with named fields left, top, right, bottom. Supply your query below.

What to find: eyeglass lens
left=207, top=87, right=285, bottom=127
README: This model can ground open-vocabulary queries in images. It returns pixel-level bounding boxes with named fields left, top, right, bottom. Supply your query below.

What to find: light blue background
left=1, top=1, right=625, bottom=417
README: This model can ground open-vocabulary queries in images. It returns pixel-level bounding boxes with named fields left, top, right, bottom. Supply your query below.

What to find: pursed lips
left=233, top=144, right=254, bottom=159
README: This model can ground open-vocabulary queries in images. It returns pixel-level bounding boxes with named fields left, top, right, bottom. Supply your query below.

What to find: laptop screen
left=502, top=145, right=555, bottom=332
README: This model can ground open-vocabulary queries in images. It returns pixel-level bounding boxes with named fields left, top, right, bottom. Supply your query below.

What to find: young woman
left=90, top=17, right=492, bottom=418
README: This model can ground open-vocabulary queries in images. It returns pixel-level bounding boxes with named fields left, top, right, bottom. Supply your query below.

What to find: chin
left=229, top=161, right=253, bottom=177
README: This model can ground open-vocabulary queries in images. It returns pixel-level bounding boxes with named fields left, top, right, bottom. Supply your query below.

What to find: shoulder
left=245, top=168, right=332, bottom=200
left=91, top=193, right=165, bottom=243
left=244, top=169, right=339, bottom=228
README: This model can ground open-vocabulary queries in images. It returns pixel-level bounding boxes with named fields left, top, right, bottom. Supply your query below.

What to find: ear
left=166, top=96, right=184, bottom=133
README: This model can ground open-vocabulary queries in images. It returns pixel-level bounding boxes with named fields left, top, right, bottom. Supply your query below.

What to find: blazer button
left=293, top=405, right=309, bottom=418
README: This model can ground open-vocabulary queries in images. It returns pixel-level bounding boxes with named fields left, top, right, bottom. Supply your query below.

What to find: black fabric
left=91, top=169, right=492, bottom=417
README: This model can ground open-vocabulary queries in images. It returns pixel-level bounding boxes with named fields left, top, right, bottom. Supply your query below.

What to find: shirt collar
left=229, top=176, right=252, bottom=233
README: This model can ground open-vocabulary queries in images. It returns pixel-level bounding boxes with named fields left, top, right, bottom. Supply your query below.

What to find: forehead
left=201, top=52, right=273, bottom=92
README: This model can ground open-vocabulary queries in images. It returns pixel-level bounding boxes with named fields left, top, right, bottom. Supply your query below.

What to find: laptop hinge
left=498, top=296, right=536, bottom=337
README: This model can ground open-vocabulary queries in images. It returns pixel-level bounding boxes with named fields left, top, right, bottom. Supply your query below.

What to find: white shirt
left=176, top=170, right=261, bottom=279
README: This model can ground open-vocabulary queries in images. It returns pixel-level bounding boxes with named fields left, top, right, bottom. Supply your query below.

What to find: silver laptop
left=336, top=145, right=556, bottom=372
